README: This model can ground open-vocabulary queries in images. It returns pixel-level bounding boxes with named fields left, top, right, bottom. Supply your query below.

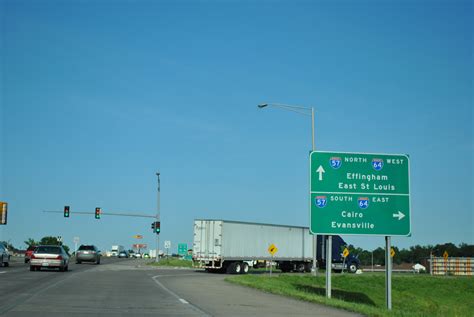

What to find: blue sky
left=1, top=0, right=472, bottom=253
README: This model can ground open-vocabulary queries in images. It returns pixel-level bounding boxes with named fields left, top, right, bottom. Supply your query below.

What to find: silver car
left=76, top=245, right=101, bottom=264
left=0, top=244, right=10, bottom=267
left=30, top=245, right=69, bottom=272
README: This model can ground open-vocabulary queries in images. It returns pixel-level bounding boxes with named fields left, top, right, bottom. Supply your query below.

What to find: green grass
left=147, top=258, right=193, bottom=268
left=226, top=273, right=474, bottom=317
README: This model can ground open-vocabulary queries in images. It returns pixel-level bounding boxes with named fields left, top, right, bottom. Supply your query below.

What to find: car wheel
left=3, top=262, right=8, bottom=267
left=64, top=265, right=68, bottom=271
left=96, top=259, right=100, bottom=265
left=76, top=260, right=81, bottom=264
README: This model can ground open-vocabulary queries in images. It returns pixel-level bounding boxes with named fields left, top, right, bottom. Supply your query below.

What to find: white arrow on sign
left=392, top=211, right=405, bottom=220
left=316, top=165, right=326, bottom=181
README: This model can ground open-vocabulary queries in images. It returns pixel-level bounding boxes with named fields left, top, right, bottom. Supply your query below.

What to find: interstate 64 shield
left=310, top=151, right=411, bottom=236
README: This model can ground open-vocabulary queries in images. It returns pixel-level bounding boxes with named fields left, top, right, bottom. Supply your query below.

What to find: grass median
left=226, top=273, right=473, bottom=317
left=147, top=258, right=193, bottom=268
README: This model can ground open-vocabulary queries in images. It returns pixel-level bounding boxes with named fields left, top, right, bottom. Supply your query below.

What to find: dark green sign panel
left=310, top=151, right=411, bottom=236
left=178, top=243, right=188, bottom=256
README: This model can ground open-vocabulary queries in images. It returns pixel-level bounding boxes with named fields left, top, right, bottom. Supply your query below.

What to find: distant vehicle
left=118, top=250, right=129, bottom=258
left=132, top=253, right=142, bottom=258
left=143, top=253, right=150, bottom=258
left=24, top=246, right=36, bottom=263
left=0, top=244, right=10, bottom=267
left=193, top=219, right=360, bottom=274
left=412, top=263, right=426, bottom=273
left=110, top=245, right=124, bottom=257
left=30, top=245, right=69, bottom=272
left=76, top=245, right=101, bottom=264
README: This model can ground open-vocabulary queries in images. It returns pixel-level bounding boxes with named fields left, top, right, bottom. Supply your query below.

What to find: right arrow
left=316, top=165, right=325, bottom=181
left=392, top=211, right=405, bottom=220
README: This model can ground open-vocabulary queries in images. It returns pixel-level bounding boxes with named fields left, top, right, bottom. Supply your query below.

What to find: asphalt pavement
left=0, top=257, right=361, bottom=317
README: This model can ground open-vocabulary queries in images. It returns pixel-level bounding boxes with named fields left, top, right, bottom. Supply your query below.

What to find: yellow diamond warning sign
left=268, top=244, right=278, bottom=256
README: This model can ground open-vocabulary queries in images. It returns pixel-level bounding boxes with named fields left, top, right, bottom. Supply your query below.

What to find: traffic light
left=95, top=207, right=101, bottom=219
left=152, top=221, right=160, bottom=234
left=64, top=206, right=70, bottom=218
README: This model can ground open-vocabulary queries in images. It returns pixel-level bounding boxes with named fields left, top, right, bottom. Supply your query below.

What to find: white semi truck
left=193, top=219, right=360, bottom=274
left=110, top=245, right=124, bottom=257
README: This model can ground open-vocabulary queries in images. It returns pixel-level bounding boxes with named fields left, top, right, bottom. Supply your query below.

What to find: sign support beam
left=326, top=235, right=332, bottom=298
left=385, top=236, right=392, bottom=310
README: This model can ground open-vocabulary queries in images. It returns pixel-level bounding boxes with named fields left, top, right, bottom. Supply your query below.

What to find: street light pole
left=258, top=103, right=318, bottom=276
left=155, top=172, right=161, bottom=262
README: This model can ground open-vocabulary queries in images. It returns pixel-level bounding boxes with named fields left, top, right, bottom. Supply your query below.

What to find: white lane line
left=151, top=275, right=211, bottom=316
left=0, top=271, right=6, bottom=274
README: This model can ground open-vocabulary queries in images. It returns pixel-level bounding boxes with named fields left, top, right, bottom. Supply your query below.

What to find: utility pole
left=156, top=172, right=161, bottom=262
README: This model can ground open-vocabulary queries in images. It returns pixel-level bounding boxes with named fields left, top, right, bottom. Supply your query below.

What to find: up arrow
left=392, top=211, right=405, bottom=220
left=316, top=165, right=325, bottom=181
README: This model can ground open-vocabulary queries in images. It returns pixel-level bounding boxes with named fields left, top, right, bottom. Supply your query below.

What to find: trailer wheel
left=304, top=263, right=312, bottom=273
left=227, top=262, right=242, bottom=274
left=241, top=262, right=249, bottom=274
left=295, top=263, right=306, bottom=273
left=233, top=262, right=242, bottom=274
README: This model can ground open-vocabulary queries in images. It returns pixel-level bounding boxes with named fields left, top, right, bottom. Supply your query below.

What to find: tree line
left=1, top=236, right=71, bottom=254
left=346, top=243, right=474, bottom=265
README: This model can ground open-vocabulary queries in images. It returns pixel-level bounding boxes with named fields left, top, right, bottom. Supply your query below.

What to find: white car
left=30, top=245, right=69, bottom=272
left=0, top=244, right=10, bottom=267
left=133, top=253, right=142, bottom=258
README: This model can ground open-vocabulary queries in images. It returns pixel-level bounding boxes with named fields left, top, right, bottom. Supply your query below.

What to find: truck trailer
left=193, top=219, right=360, bottom=274
left=110, top=245, right=124, bottom=257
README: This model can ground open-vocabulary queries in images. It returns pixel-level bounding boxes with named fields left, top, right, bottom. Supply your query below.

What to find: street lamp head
left=156, top=172, right=160, bottom=176
left=257, top=104, right=268, bottom=108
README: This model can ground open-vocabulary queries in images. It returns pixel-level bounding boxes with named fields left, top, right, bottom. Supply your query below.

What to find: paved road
left=0, top=257, right=361, bottom=317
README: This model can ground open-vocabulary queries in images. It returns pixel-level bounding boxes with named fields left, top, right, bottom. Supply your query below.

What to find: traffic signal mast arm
left=46, top=210, right=157, bottom=218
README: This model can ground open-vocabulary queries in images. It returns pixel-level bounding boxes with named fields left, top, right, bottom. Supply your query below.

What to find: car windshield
left=35, top=246, right=61, bottom=254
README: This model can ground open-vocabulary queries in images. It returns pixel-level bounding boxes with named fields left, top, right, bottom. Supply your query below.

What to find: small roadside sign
left=443, top=251, right=449, bottom=260
left=134, top=235, right=143, bottom=239
left=268, top=244, right=278, bottom=256
left=390, top=248, right=395, bottom=258
left=164, top=240, right=171, bottom=249
left=0, top=202, right=7, bottom=225
left=342, top=248, right=349, bottom=258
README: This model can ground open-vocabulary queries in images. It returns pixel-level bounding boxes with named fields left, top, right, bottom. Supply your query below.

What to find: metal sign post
left=326, top=236, right=332, bottom=298
left=156, top=172, right=161, bottom=262
left=73, top=237, right=80, bottom=254
left=385, top=236, right=392, bottom=310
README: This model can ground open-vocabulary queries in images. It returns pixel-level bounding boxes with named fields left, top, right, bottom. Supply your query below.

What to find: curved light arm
left=258, top=103, right=312, bottom=116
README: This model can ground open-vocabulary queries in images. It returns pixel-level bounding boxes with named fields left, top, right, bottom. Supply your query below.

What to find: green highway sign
left=178, top=243, right=188, bottom=256
left=310, top=151, right=411, bottom=236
